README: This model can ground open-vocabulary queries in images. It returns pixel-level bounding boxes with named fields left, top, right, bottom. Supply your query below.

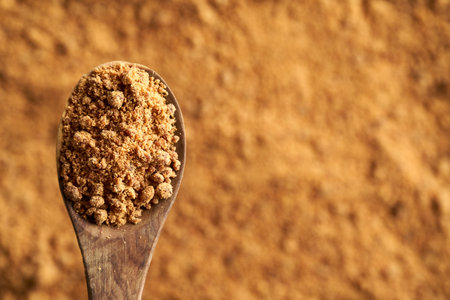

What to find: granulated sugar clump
left=59, top=63, right=180, bottom=226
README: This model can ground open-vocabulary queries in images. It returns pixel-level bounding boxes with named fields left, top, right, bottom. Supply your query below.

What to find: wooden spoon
left=56, top=61, right=186, bottom=300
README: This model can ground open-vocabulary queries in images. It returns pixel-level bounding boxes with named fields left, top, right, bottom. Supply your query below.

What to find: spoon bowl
left=56, top=61, right=186, bottom=300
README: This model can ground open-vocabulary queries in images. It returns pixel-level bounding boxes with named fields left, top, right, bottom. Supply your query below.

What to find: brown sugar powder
left=59, top=62, right=180, bottom=226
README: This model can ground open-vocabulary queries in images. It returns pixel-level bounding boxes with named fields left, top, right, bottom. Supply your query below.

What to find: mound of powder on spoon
left=59, top=63, right=180, bottom=226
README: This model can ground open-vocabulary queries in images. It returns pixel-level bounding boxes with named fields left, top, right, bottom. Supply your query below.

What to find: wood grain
left=56, top=62, right=186, bottom=300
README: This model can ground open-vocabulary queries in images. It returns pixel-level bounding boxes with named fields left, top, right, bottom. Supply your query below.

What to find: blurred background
left=0, top=0, right=450, bottom=299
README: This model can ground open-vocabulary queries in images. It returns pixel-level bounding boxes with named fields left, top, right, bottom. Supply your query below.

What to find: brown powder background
left=0, top=0, right=449, bottom=299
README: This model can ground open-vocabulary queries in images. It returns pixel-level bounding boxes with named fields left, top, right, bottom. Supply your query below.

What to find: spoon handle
left=77, top=228, right=155, bottom=300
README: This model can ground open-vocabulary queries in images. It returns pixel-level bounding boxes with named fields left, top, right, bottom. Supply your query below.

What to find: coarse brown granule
left=59, top=63, right=180, bottom=226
